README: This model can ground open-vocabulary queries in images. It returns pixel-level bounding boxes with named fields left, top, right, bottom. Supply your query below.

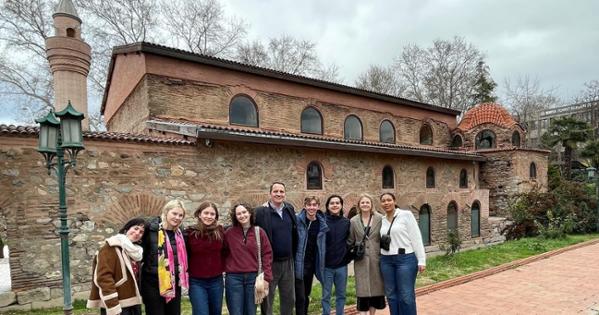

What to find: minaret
left=46, top=0, right=91, bottom=130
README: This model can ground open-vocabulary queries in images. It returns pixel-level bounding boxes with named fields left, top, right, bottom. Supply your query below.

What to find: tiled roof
left=457, top=103, right=517, bottom=131
left=0, top=124, right=195, bottom=145
left=102, top=42, right=460, bottom=116
left=476, top=147, right=551, bottom=154
left=147, top=117, right=486, bottom=161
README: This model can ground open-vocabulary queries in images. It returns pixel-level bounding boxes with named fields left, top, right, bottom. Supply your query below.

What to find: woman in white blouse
left=379, top=192, right=426, bottom=315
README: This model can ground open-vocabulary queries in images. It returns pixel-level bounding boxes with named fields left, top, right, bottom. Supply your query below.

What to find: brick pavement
left=368, top=241, right=599, bottom=315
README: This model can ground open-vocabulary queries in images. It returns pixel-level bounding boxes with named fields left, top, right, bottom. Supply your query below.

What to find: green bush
left=441, top=230, right=462, bottom=256
left=506, top=174, right=599, bottom=239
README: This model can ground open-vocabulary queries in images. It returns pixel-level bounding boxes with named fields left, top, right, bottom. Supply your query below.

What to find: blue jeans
left=321, top=265, right=348, bottom=315
left=225, top=272, right=257, bottom=315
left=189, top=276, right=224, bottom=315
left=380, top=253, right=418, bottom=315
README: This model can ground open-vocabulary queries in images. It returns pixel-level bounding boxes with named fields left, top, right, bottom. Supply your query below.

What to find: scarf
left=112, top=234, right=143, bottom=262
left=157, top=226, right=189, bottom=302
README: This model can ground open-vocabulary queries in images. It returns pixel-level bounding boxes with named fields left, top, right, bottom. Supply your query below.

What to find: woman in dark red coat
left=186, top=201, right=225, bottom=315
left=224, top=203, right=273, bottom=315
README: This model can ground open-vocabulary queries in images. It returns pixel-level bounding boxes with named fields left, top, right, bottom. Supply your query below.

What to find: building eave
left=146, top=120, right=486, bottom=161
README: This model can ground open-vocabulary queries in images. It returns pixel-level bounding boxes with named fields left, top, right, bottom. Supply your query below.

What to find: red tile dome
left=457, top=103, right=517, bottom=131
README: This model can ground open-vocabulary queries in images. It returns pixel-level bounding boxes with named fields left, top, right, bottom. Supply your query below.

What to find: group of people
left=87, top=182, right=426, bottom=315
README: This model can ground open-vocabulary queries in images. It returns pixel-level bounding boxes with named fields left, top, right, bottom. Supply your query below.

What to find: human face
left=358, top=197, right=372, bottom=213
left=126, top=224, right=144, bottom=243
left=305, top=200, right=319, bottom=219
left=199, top=206, right=217, bottom=226
left=327, top=197, right=342, bottom=216
left=235, top=205, right=251, bottom=227
left=380, top=194, right=396, bottom=213
left=165, top=207, right=185, bottom=230
left=270, top=184, right=286, bottom=206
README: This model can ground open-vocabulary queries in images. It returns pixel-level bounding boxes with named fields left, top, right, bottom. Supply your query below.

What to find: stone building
left=0, top=0, right=548, bottom=310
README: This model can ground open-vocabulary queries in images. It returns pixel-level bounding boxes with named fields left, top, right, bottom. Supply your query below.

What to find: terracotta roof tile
left=149, top=117, right=484, bottom=158
left=0, top=124, right=195, bottom=145
left=457, top=103, right=517, bottom=131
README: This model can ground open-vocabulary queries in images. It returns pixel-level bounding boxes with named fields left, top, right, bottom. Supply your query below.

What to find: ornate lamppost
left=36, top=101, right=84, bottom=315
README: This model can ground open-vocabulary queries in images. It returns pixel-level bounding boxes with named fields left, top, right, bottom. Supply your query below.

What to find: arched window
left=300, top=107, right=323, bottom=134
left=382, top=165, right=394, bottom=189
left=379, top=120, right=395, bottom=143
left=447, top=201, right=458, bottom=232
left=66, top=28, right=75, bottom=38
left=419, top=204, right=431, bottom=246
left=426, top=167, right=435, bottom=188
left=471, top=200, right=481, bottom=237
left=306, top=161, right=323, bottom=190
left=459, top=169, right=468, bottom=188
left=451, top=134, right=463, bottom=148
left=512, top=131, right=521, bottom=147
left=530, top=162, right=537, bottom=179
left=420, top=123, right=433, bottom=145
left=229, top=95, right=258, bottom=127
left=475, top=129, right=496, bottom=149
left=344, top=115, right=363, bottom=140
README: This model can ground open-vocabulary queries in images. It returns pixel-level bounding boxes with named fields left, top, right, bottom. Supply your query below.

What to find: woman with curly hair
left=223, top=203, right=273, bottom=315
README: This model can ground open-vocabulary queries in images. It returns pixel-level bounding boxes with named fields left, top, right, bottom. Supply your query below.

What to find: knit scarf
left=112, top=234, right=143, bottom=262
left=157, top=227, right=189, bottom=302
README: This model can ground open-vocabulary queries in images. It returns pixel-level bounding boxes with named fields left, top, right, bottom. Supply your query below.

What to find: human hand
left=418, top=265, right=426, bottom=273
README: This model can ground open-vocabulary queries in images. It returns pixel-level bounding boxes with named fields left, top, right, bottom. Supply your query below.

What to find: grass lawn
left=3, top=234, right=597, bottom=315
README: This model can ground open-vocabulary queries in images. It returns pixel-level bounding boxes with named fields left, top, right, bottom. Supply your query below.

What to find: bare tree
left=355, top=64, right=401, bottom=96
left=395, top=36, right=485, bottom=110
left=0, top=0, right=54, bottom=122
left=503, top=75, right=561, bottom=123
left=77, top=0, right=160, bottom=94
left=236, top=35, right=340, bottom=82
left=574, top=80, right=599, bottom=103
left=161, top=0, right=246, bottom=57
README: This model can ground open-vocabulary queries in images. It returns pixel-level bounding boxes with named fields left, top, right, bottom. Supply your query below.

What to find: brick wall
left=110, top=74, right=452, bottom=147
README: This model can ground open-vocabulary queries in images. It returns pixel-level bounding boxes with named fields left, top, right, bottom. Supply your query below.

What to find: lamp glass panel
left=69, top=119, right=82, bottom=144
left=39, top=125, right=49, bottom=149
left=47, top=125, right=58, bottom=150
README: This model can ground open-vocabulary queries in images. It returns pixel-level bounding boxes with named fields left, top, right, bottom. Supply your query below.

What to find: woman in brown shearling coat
left=348, top=194, right=385, bottom=315
left=87, top=218, right=145, bottom=315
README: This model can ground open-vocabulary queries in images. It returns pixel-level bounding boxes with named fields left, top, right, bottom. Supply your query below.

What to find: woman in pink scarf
left=140, top=200, right=189, bottom=315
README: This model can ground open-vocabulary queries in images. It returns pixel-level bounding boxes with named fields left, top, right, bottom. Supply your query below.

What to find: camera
left=380, top=234, right=391, bottom=251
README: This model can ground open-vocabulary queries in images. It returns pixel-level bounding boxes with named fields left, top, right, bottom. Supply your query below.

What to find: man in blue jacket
left=255, top=182, right=299, bottom=315
left=295, top=196, right=329, bottom=315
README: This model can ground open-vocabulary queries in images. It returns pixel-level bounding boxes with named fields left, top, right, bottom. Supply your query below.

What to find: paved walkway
left=377, top=241, right=599, bottom=314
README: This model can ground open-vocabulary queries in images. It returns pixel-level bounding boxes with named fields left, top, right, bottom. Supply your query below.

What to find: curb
left=340, top=238, right=599, bottom=315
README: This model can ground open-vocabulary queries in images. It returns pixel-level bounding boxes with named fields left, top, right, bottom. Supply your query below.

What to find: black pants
left=101, top=305, right=141, bottom=315
left=295, top=265, right=315, bottom=315
left=140, top=273, right=182, bottom=315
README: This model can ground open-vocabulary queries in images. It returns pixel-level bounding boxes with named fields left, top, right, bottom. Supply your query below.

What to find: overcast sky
left=1, top=0, right=598, bottom=125
left=223, top=0, right=598, bottom=100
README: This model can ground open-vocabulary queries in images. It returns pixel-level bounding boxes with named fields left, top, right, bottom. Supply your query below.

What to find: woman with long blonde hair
left=348, top=194, right=385, bottom=315
left=140, top=200, right=189, bottom=315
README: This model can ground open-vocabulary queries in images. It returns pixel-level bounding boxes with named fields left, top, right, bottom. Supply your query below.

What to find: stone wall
left=0, top=133, right=490, bottom=309
left=479, top=150, right=548, bottom=216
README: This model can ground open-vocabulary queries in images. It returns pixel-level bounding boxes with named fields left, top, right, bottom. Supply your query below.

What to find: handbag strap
left=255, top=226, right=262, bottom=274
left=360, top=214, right=373, bottom=243
left=386, top=214, right=397, bottom=236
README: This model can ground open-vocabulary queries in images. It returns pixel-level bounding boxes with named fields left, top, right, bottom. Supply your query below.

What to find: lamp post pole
left=56, top=137, right=73, bottom=315
left=36, top=102, right=84, bottom=315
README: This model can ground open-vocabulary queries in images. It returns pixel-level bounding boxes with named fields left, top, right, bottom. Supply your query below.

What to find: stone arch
left=97, top=193, right=167, bottom=227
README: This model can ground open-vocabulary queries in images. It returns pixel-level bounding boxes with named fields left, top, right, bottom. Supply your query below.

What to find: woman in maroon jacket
left=186, top=201, right=225, bottom=315
left=224, top=203, right=273, bottom=315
